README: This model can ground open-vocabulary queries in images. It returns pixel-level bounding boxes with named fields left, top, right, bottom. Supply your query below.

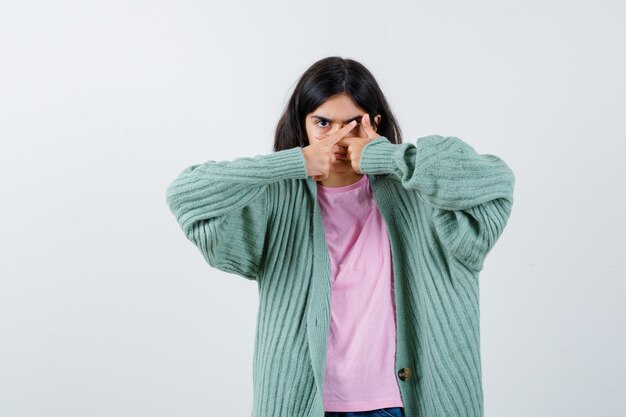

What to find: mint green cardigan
left=165, top=135, right=515, bottom=417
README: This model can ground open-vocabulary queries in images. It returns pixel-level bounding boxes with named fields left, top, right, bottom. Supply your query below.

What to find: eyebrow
left=310, top=114, right=364, bottom=124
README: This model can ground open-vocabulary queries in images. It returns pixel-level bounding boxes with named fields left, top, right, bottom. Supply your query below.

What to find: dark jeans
left=324, top=407, right=405, bottom=417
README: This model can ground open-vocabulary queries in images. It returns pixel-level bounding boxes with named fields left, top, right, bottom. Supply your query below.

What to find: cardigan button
left=398, top=367, right=412, bottom=381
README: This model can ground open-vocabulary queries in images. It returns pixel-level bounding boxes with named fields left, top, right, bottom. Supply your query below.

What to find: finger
left=361, top=113, right=379, bottom=140
left=335, top=136, right=359, bottom=147
left=327, top=120, right=358, bottom=146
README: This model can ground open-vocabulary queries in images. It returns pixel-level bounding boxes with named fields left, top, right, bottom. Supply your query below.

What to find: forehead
left=308, top=94, right=365, bottom=119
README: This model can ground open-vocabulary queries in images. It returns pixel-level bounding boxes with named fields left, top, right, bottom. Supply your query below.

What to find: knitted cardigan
left=165, top=134, right=516, bottom=417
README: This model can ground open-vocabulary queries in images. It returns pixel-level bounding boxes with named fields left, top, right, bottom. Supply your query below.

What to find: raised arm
left=165, top=146, right=309, bottom=280
left=360, top=135, right=516, bottom=272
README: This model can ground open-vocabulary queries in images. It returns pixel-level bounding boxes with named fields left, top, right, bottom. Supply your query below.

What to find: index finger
left=325, top=120, right=358, bottom=146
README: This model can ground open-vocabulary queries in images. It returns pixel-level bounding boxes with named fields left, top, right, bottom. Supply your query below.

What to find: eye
left=315, top=120, right=330, bottom=128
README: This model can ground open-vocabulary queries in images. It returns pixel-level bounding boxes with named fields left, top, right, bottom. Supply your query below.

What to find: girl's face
left=305, top=93, right=381, bottom=173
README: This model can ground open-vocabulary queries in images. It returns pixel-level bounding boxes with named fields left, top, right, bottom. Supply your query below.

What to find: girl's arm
left=165, top=146, right=309, bottom=280
left=360, top=135, right=516, bottom=272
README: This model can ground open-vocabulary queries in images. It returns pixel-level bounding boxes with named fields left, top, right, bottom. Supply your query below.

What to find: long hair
left=273, top=56, right=403, bottom=152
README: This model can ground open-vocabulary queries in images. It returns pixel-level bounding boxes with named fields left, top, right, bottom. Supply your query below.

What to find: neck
left=318, top=171, right=364, bottom=188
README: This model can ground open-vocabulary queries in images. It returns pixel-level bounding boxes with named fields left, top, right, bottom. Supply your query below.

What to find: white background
left=1, top=1, right=624, bottom=416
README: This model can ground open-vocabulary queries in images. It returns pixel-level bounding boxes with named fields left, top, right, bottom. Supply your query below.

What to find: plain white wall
left=1, top=1, right=624, bottom=416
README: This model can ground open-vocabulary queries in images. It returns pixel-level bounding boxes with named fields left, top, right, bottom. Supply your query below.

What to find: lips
left=335, top=153, right=347, bottom=158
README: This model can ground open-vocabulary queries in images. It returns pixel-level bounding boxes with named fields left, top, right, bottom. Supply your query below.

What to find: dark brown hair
left=273, top=56, right=403, bottom=152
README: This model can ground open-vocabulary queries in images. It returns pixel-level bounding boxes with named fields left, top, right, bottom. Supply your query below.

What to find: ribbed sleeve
left=360, top=135, right=515, bottom=271
left=165, top=146, right=309, bottom=280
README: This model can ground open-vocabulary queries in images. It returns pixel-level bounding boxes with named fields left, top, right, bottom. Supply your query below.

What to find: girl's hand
left=334, top=113, right=381, bottom=174
left=302, top=120, right=358, bottom=181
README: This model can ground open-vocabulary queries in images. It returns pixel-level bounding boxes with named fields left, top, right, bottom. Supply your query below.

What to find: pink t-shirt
left=317, top=174, right=404, bottom=412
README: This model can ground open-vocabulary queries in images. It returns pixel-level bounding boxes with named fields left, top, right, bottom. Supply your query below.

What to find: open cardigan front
left=165, top=135, right=516, bottom=417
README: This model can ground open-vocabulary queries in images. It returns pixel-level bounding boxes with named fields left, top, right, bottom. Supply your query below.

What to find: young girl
left=166, top=56, right=515, bottom=417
